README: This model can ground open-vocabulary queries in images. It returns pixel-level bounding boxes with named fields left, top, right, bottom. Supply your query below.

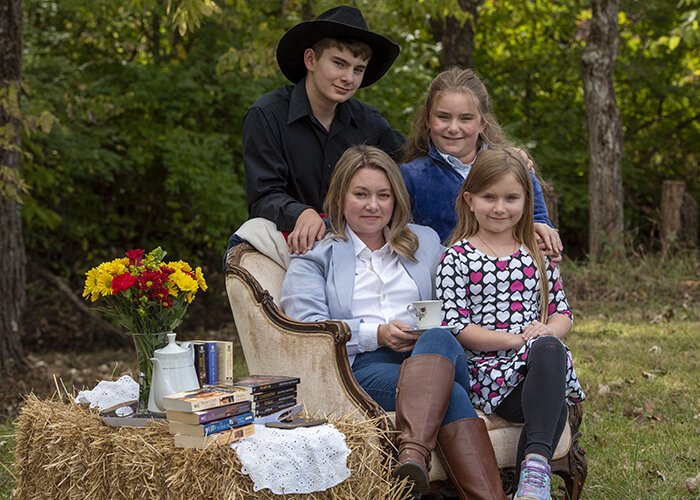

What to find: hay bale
left=13, top=395, right=409, bottom=499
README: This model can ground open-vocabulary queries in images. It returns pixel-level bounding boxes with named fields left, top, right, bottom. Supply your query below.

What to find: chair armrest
left=225, top=243, right=386, bottom=423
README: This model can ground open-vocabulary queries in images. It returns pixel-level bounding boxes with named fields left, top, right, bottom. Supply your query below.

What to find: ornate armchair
left=225, top=243, right=587, bottom=498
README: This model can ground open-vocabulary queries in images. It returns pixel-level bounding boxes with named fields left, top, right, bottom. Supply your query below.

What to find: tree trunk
left=0, top=0, right=29, bottom=372
left=660, top=180, right=685, bottom=251
left=581, top=0, right=624, bottom=258
left=430, top=0, right=483, bottom=70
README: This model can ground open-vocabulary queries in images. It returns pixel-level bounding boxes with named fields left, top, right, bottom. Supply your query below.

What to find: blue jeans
left=352, top=328, right=477, bottom=425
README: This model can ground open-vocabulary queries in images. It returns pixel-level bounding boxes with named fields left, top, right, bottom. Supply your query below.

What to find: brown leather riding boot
left=436, top=417, right=507, bottom=500
left=392, top=354, right=455, bottom=497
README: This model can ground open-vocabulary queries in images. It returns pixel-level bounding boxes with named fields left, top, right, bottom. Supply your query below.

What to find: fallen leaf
left=597, top=384, right=611, bottom=396
left=648, top=345, right=661, bottom=354
left=646, top=469, right=667, bottom=481
left=687, top=472, right=700, bottom=494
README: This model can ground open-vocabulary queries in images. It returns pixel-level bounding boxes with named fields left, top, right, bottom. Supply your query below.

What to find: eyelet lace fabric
left=75, top=375, right=138, bottom=411
left=232, top=423, right=351, bottom=494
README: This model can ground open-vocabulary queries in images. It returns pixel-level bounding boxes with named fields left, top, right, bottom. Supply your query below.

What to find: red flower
left=150, top=285, right=173, bottom=307
left=126, top=249, right=145, bottom=266
left=111, top=272, right=137, bottom=294
left=137, top=269, right=169, bottom=289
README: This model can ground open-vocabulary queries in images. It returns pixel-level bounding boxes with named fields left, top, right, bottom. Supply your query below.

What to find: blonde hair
left=403, top=66, right=515, bottom=163
left=449, top=148, right=548, bottom=320
left=324, top=145, right=418, bottom=261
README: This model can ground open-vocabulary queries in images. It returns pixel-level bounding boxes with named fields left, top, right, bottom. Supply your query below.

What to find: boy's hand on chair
left=288, top=209, right=326, bottom=254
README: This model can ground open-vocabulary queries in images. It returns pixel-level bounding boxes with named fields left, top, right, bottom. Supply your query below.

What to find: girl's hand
left=377, top=321, right=418, bottom=352
left=534, top=223, right=563, bottom=262
left=522, top=321, right=557, bottom=342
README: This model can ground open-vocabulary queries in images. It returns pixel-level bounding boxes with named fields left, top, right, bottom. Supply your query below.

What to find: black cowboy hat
left=276, top=6, right=400, bottom=88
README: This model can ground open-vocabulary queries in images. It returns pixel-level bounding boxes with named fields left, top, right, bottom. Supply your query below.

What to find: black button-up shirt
left=243, top=80, right=405, bottom=232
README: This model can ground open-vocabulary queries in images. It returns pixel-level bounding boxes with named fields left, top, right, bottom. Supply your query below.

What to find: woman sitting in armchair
left=280, top=145, right=506, bottom=500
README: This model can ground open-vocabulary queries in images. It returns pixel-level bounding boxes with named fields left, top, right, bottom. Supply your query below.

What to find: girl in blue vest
left=400, top=67, right=561, bottom=259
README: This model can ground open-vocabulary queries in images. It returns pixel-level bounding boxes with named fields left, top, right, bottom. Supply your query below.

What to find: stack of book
left=163, top=385, right=255, bottom=449
left=231, top=375, right=301, bottom=419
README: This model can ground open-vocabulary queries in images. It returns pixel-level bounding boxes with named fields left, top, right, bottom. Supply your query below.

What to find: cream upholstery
left=225, top=243, right=586, bottom=497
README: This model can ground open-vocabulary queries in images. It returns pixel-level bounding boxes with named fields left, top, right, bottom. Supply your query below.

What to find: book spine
left=192, top=342, right=207, bottom=387
left=252, top=394, right=296, bottom=411
left=205, top=342, right=218, bottom=385
left=252, top=386, right=296, bottom=402
left=197, top=401, right=252, bottom=424
left=247, top=379, right=300, bottom=394
left=216, top=341, right=234, bottom=384
left=201, top=411, right=254, bottom=435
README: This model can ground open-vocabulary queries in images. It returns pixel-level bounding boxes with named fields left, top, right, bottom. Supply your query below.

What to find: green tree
left=0, top=0, right=29, bottom=372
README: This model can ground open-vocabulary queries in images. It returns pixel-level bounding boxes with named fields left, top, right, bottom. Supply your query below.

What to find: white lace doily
left=75, top=375, right=138, bottom=412
left=232, top=423, right=351, bottom=494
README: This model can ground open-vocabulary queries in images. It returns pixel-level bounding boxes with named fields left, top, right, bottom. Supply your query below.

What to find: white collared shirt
left=346, top=226, right=420, bottom=363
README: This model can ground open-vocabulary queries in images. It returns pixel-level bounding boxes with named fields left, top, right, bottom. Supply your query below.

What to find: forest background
left=0, top=0, right=699, bottom=497
left=0, top=0, right=697, bottom=383
left=17, top=0, right=699, bottom=273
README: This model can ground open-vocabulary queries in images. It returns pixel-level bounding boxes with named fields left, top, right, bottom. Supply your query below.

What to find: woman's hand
left=377, top=321, right=418, bottom=352
left=521, top=320, right=557, bottom=342
left=534, top=223, right=563, bottom=262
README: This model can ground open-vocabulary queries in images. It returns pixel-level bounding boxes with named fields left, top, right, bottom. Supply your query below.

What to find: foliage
left=82, top=247, right=207, bottom=333
left=563, top=248, right=700, bottom=322
left=21, top=0, right=249, bottom=274
left=18, top=0, right=699, bottom=281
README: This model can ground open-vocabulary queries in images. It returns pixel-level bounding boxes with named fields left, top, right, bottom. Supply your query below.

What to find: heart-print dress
left=436, top=240, right=586, bottom=414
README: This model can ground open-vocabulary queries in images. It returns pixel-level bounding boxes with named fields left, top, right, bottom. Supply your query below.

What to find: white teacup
left=406, top=300, right=443, bottom=329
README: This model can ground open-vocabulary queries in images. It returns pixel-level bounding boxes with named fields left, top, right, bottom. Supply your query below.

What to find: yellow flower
left=82, top=258, right=129, bottom=301
left=170, top=270, right=198, bottom=303
left=168, top=260, right=192, bottom=274
left=194, top=267, right=208, bottom=291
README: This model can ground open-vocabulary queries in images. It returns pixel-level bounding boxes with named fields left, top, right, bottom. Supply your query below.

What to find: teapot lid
left=155, top=333, right=188, bottom=356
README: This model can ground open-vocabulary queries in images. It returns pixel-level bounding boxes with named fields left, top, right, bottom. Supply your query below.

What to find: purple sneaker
left=513, top=458, right=551, bottom=500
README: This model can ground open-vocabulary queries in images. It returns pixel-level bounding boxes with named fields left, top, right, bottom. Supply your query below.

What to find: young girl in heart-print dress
left=436, top=148, right=585, bottom=500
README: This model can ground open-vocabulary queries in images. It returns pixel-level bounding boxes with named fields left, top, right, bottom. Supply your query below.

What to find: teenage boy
left=229, top=6, right=403, bottom=263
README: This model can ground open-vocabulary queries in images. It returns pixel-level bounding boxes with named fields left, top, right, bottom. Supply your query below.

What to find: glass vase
left=130, top=331, right=169, bottom=414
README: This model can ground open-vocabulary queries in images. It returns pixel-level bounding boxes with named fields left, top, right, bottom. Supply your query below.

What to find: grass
left=1, top=250, right=698, bottom=499
left=0, top=421, right=15, bottom=499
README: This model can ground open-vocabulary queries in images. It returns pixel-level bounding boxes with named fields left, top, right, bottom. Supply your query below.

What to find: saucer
left=406, top=323, right=461, bottom=334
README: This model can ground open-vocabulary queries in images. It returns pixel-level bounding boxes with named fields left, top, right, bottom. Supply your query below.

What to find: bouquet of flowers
left=83, top=247, right=207, bottom=412
left=82, top=247, right=207, bottom=334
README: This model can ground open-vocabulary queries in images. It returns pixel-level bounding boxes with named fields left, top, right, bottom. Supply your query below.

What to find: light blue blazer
left=280, top=223, right=444, bottom=360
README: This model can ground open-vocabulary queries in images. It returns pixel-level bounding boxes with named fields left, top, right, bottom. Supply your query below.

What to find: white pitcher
left=148, top=333, right=200, bottom=414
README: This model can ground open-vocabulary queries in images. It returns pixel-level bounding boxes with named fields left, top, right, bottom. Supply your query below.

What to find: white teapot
left=148, top=333, right=200, bottom=414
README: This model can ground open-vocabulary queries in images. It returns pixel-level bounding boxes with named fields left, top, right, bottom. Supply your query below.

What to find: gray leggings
left=494, top=336, right=568, bottom=465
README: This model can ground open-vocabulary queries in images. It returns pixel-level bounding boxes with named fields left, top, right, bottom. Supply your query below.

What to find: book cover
left=205, top=342, right=218, bottom=385
left=168, top=411, right=254, bottom=436
left=192, top=341, right=207, bottom=388
left=231, top=375, right=300, bottom=394
left=252, top=386, right=296, bottom=403
left=163, top=386, right=252, bottom=412
left=166, top=401, right=252, bottom=425
left=173, top=423, right=255, bottom=449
